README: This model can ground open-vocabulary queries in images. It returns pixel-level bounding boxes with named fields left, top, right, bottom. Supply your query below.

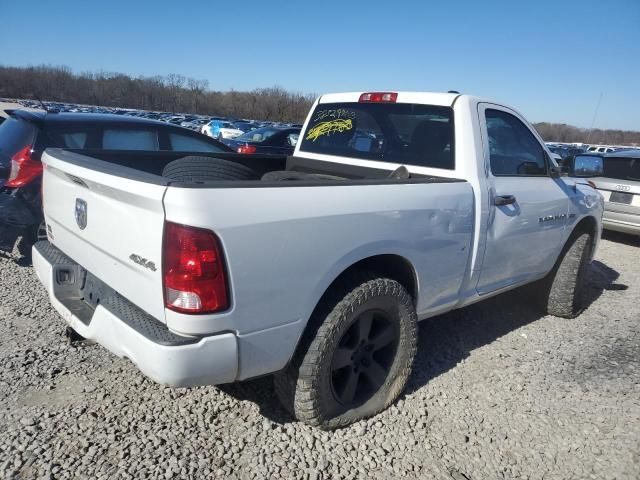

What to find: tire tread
left=543, top=232, right=591, bottom=318
left=162, top=155, right=258, bottom=181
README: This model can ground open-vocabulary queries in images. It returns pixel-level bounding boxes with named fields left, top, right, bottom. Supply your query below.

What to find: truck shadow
left=218, top=259, right=625, bottom=425
left=403, top=259, right=624, bottom=398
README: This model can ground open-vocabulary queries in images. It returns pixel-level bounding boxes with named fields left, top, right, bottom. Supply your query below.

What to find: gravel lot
left=0, top=232, right=638, bottom=480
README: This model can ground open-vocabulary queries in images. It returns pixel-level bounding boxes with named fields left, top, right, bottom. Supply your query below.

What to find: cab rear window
left=299, top=102, right=454, bottom=170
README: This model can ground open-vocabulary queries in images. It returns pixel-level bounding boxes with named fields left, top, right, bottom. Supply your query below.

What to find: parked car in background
left=181, top=118, right=208, bottom=131
left=165, top=115, right=186, bottom=125
left=223, top=126, right=301, bottom=154
left=231, top=121, right=257, bottom=134
left=588, top=145, right=617, bottom=153
left=546, top=144, right=586, bottom=160
left=546, top=144, right=588, bottom=172
left=0, top=110, right=232, bottom=255
left=201, top=120, right=244, bottom=140
left=573, top=151, right=640, bottom=235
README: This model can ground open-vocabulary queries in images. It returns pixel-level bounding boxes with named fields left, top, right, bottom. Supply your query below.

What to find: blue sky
left=2, top=0, right=639, bottom=130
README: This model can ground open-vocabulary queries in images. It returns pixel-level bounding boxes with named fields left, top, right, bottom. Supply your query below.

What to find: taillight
left=6, top=145, right=42, bottom=187
left=163, top=221, right=229, bottom=314
left=237, top=144, right=256, bottom=154
left=359, top=92, right=398, bottom=103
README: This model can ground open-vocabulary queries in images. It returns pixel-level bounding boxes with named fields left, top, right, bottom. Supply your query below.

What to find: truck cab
left=293, top=92, right=602, bottom=307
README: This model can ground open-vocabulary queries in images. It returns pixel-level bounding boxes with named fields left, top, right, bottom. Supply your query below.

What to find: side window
left=168, top=132, right=223, bottom=152
left=102, top=129, right=159, bottom=150
left=62, top=132, right=88, bottom=148
left=485, top=109, right=547, bottom=176
left=40, top=128, right=101, bottom=150
left=50, top=131, right=89, bottom=148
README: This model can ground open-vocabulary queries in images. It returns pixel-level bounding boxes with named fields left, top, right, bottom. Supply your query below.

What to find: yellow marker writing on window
left=305, top=119, right=353, bottom=142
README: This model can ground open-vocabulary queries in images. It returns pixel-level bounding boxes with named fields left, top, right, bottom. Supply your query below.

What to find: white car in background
left=588, top=145, right=617, bottom=153
left=201, top=120, right=244, bottom=140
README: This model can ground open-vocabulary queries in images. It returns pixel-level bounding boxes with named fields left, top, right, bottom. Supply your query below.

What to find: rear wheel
left=161, top=156, right=258, bottom=182
left=275, top=274, right=417, bottom=429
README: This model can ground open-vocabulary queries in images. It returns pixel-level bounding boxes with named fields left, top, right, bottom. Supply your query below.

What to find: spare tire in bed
left=261, top=170, right=345, bottom=182
left=162, top=156, right=259, bottom=182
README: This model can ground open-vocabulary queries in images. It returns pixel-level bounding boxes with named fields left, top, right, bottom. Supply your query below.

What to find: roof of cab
left=317, top=91, right=464, bottom=107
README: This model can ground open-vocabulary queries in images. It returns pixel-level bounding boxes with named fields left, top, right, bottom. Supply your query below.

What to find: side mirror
left=572, top=155, right=604, bottom=177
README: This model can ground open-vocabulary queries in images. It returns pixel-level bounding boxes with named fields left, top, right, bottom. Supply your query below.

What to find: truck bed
left=54, top=148, right=465, bottom=187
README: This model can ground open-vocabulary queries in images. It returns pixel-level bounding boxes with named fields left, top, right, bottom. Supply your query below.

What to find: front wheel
left=541, top=231, right=592, bottom=318
left=275, top=274, right=417, bottom=429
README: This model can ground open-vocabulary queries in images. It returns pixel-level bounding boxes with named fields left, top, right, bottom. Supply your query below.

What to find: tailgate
left=41, top=150, right=168, bottom=322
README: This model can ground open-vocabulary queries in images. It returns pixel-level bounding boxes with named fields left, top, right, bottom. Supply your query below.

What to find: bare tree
left=4, top=64, right=637, bottom=141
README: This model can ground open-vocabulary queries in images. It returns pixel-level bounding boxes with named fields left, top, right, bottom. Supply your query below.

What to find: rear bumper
left=603, top=207, right=640, bottom=236
left=602, top=218, right=640, bottom=235
left=32, top=241, right=239, bottom=387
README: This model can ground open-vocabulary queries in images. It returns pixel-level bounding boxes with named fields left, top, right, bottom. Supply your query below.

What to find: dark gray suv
left=0, top=110, right=232, bottom=255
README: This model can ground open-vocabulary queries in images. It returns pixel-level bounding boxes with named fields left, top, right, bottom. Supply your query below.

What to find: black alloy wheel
left=330, top=309, right=398, bottom=410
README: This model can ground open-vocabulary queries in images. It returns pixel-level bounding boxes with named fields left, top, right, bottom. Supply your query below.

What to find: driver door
left=476, top=104, right=569, bottom=294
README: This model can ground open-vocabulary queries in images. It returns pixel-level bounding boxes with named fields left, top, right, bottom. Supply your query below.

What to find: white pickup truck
left=34, top=91, right=603, bottom=429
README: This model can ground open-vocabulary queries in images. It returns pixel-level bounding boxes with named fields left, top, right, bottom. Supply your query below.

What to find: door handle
left=494, top=195, right=516, bottom=206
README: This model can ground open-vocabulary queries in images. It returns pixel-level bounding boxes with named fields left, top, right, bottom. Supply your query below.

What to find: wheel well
left=552, top=216, right=598, bottom=267
left=323, top=254, right=418, bottom=305
left=288, top=254, right=418, bottom=369
left=572, top=216, right=598, bottom=251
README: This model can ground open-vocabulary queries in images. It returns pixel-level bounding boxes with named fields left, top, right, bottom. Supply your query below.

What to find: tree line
left=0, top=65, right=314, bottom=123
left=533, top=122, right=640, bottom=147
left=0, top=64, right=638, bottom=145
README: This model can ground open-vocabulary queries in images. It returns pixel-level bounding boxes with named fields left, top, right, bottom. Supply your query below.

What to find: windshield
left=602, top=156, right=640, bottom=181
left=299, top=102, right=454, bottom=169
left=235, top=127, right=282, bottom=143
